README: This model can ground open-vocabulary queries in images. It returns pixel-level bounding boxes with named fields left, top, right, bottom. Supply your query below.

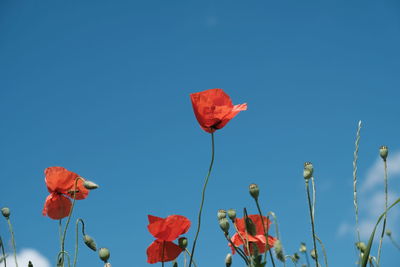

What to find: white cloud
left=0, top=248, right=50, bottom=267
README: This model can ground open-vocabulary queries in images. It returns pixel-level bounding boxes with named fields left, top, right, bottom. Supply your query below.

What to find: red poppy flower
left=146, top=215, right=191, bottom=264
left=42, top=167, right=89, bottom=220
left=190, top=88, right=247, bottom=133
left=229, top=215, right=276, bottom=255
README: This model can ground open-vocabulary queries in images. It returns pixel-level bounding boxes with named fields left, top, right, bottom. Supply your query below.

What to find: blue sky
left=1, top=0, right=400, bottom=266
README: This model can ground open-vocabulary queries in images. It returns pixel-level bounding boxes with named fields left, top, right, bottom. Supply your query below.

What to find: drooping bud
left=218, top=218, right=230, bottom=234
left=225, top=253, right=232, bottom=267
left=299, top=242, right=307, bottom=253
left=217, top=210, right=227, bottom=220
left=1, top=207, right=10, bottom=218
left=386, top=229, right=392, bottom=237
left=178, top=237, right=188, bottom=249
left=310, top=249, right=316, bottom=260
left=356, top=242, right=367, bottom=253
left=99, top=248, right=110, bottom=262
left=380, top=146, right=388, bottom=161
left=83, top=235, right=97, bottom=251
left=293, top=253, right=300, bottom=262
left=249, top=184, right=259, bottom=200
left=244, top=216, right=257, bottom=236
left=303, top=162, right=313, bottom=180
left=227, top=209, right=236, bottom=221
left=84, top=180, right=99, bottom=190
left=28, top=261, right=33, bottom=267
left=274, top=239, right=285, bottom=262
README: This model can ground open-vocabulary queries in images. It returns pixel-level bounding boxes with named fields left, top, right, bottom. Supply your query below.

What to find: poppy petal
left=148, top=215, right=191, bottom=241
left=65, top=178, right=89, bottom=200
left=214, top=103, right=247, bottom=130
left=42, top=193, right=72, bottom=220
left=45, top=167, right=77, bottom=193
left=146, top=240, right=183, bottom=264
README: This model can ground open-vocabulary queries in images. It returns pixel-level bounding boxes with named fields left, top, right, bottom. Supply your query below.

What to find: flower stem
left=188, top=132, right=215, bottom=267
left=224, top=233, right=249, bottom=265
left=388, top=235, right=400, bottom=250
left=305, top=181, right=318, bottom=267
left=377, top=159, right=388, bottom=264
left=6, top=218, right=18, bottom=267
left=73, top=219, right=85, bottom=267
left=161, top=241, right=165, bottom=267
left=185, top=249, right=198, bottom=267
left=0, top=235, right=6, bottom=267
left=255, top=200, right=276, bottom=267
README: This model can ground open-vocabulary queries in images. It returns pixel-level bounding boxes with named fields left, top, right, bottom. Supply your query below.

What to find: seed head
left=249, top=183, right=259, bottom=200
left=380, top=146, right=388, bottom=161
left=99, top=248, right=110, bottom=262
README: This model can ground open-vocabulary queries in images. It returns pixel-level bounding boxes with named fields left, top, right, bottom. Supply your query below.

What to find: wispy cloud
left=0, top=248, right=50, bottom=267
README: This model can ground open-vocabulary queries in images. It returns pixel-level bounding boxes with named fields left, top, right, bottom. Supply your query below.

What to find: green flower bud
left=274, top=239, right=285, bottom=262
left=99, top=248, right=110, bottom=262
left=84, top=180, right=99, bottom=190
left=225, top=253, right=232, bottom=267
left=227, top=209, right=236, bottom=221
left=249, top=184, right=259, bottom=200
left=28, top=261, right=33, bottom=267
left=1, top=207, right=10, bottom=218
left=386, top=229, right=392, bottom=237
left=356, top=242, right=367, bottom=253
left=83, top=235, right=97, bottom=251
left=178, top=237, right=188, bottom=249
left=244, top=216, right=257, bottom=236
left=299, top=242, right=307, bottom=253
left=310, top=249, right=316, bottom=260
left=303, top=162, right=313, bottom=180
left=217, top=209, right=227, bottom=220
left=293, top=253, right=300, bottom=262
left=380, top=146, right=388, bottom=161
left=219, top=218, right=230, bottom=234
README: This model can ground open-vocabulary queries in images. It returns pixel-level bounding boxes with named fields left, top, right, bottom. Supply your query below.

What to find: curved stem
left=185, top=249, right=198, bottom=267
left=188, top=133, right=215, bottom=267
left=224, top=233, right=249, bottom=265
left=0, top=235, right=6, bottom=267
left=377, top=159, right=388, bottom=264
left=73, top=219, right=85, bottom=267
left=305, top=181, right=318, bottom=267
left=315, top=235, right=328, bottom=267
left=232, top=222, right=250, bottom=263
left=6, top=218, right=18, bottom=267
left=285, top=255, right=298, bottom=267
left=57, top=251, right=71, bottom=267
left=255, top=201, right=276, bottom=267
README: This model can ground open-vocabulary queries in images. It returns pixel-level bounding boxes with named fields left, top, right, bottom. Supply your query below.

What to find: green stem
left=73, top=219, right=85, bottom=267
left=377, top=159, right=388, bottom=264
left=161, top=241, right=165, bottom=267
left=305, top=181, right=318, bottom=267
left=0, top=235, right=6, bottom=267
left=57, top=251, right=71, bottom=267
left=255, top=201, right=276, bottom=267
left=6, top=218, right=18, bottom=267
left=185, top=249, right=198, bottom=267
left=59, top=220, right=63, bottom=251
left=304, top=250, right=310, bottom=267
left=353, top=121, right=362, bottom=260
left=389, top=236, right=400, bottom=250
left=285, top=255, right=298, bottom=267
left=224, top=233, right=249, bottom=265
left=188, top=132, right=215, bottom=267
left=315, top=235, right=328, bottom=267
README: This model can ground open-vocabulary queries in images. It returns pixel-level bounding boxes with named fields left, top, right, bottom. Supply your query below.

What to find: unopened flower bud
left=274, top=239, right=285, bottom=262
left=356, top=242, right=367, bottom=253
left=172, top=261, right=178, bottom=267
left=249, top=184, right=259, bottom=200
left=293, top=253, right=300, bottom=262
left=386, top=229, right=392, bottom=237
left=84, top=180, right=99, bottom=190
left=303, top=162, right=313, bottom=180
left=219, top=218, right=230, bottom=234
left=83, top=235, right=97, bottom=251
left=299, top=242, right=307, bottom=253
left=225, top=253, right=232, bottom=267
left=244, top=216, right=257, bottom=236
left=310, top=249, right=316, bottom=260
left=227, top=209, right=236, bottom=221
left=380, top=146, right=388, bottom=161
left=99, top=248, right=110, bottom=262
left=217, top=209, right=227, bottom=220
left=28, top=261, right=33, bottom=267
left=1, top=207, right=10, bottom=218
left=178, top=237, right=188, bottom=249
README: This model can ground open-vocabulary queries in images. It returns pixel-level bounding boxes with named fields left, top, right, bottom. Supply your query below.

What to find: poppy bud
left=99, top=248, right=110, bottom=262
left=310, top=249, right=316, bottom=260
left=104, top=263, right=112, bottom=267
left=274, top=239, right=285, bottom=262
left=1, top=207, right=10, bottom=218
left=217, top=209, right=227, bottom=220
left=28, top=261, right=33, bottom=267
left=84, top=180, right=99, bottom=190
left=380, top=146, right=388, bottom=161
left=244, top=216, right=257, bottom=236
left=386, top=229, right=392, bottom=237
left=178, top=237, right=188, bottom=249
left=83, top=235, right=97, bottom=251
left=227, top=209, right=236, bottom=221
left=293, top=253, right=300, bottom=262
left=172, top=261, right=178, bottom=267
left=218, top=218, right=230, bottom=234
left=303, top=162, right=313, bottom=180
left=299, top=242, right=307, bottom=253
left=249, top=184, right=259, bottom=200
left=356, top=242, right=367, bottom=253
left=225, top=253, right=232, bottom=267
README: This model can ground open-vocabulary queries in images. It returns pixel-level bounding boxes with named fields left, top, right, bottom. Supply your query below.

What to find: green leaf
left=361, top=197, right=400, bottom=267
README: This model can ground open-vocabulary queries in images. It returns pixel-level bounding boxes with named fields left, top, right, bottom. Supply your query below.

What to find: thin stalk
left=0, top=235, right=6, bottom=267
left=305, top=181, right=318, bottom=267
left=232, top=222, right=250, bottom=263
left=188, top=132, right=215, bottom=267
left=284, top=255, right=298, bottom=267
left=353, top=120, right=362, bottom=249
left=388, top=235, right=400, bottom=250
left=304, top=251, right=310, bottom=267
left=59, top=220, right=63, bottom=251
left=73, top=219, right=85, bottom=267
left=57, top=251, right=71, bottom=267
left=185, top=249, right=198, bottom=267
left=315, top=235, right=328, bottom=267
left=377, top=159, right=388, bottom=264
left=184, top=250, right=187, bottom=267
left=255, top=200, right=276, bottom=267
left=224, top=233, right=249, bottom=265
left=6, top=218, right=18, bottom=267
left=161, top=241, right=165, bottom=267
